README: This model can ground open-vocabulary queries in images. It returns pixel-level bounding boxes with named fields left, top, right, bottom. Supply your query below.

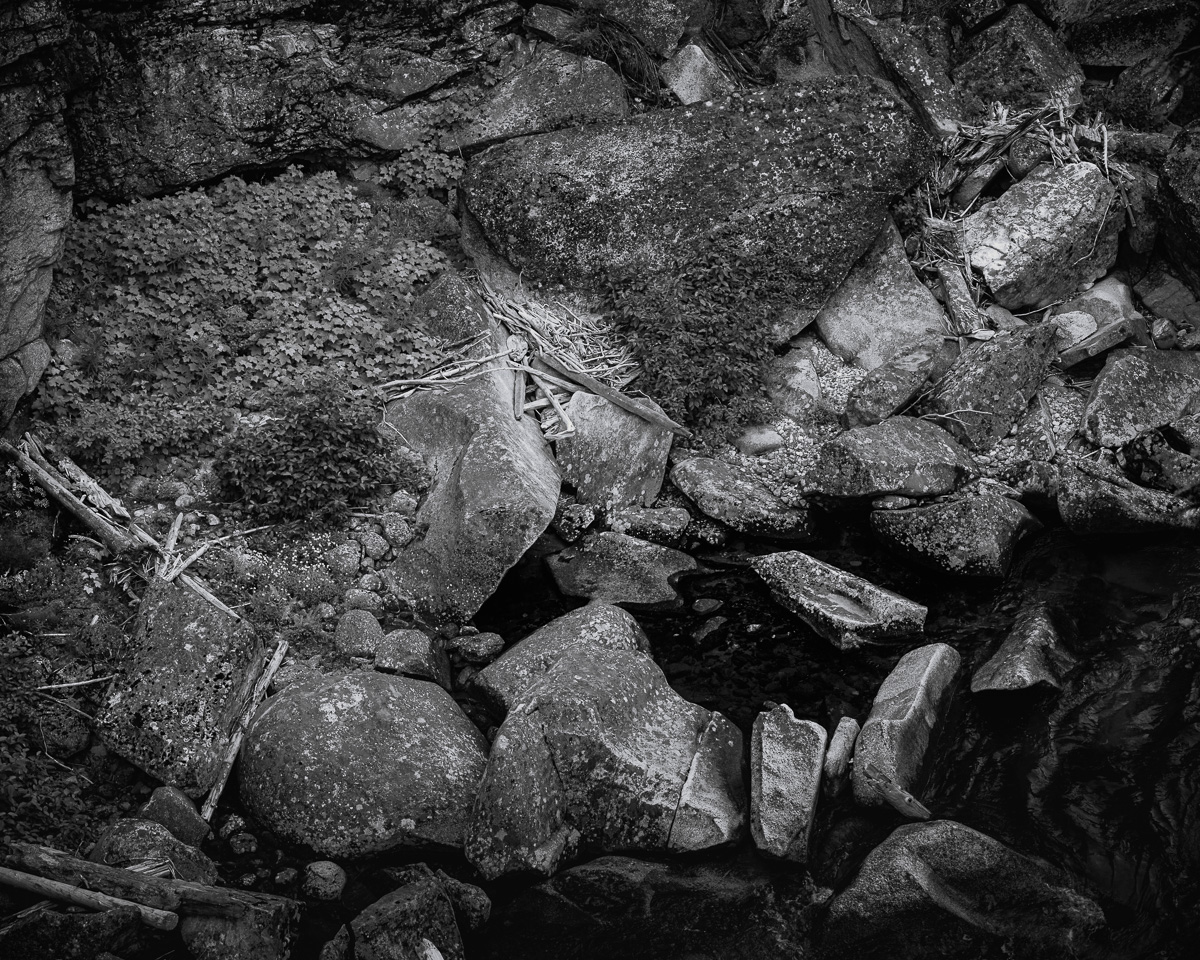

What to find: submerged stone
left=546, top=531, right=697, bottom=610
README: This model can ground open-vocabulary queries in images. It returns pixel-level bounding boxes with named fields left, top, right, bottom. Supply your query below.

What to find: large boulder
left=807, top=417, right=977, bottom=498
left=462, top=76, right=932, bottom=299
left=1082, top=347, right=1200, bottom=448
left=94, top=578, right=266, bottom=798
left=670, top=456, right=814, bottom=540
left=469, top=601, right=650, bottom=716
left=964, top=162, right=1119, bottom=311
left=751, top=550, right=928, bottom=649
left=870, top=495, right=1043, bottom=578
left=383, top=275, right=560, bottom=622
left=481, top=854, right=806, bottom=960
left=466, top=646, right=746, bottom=879
left=545, top=531, right=697, bottom=610
left=928, top=325, right=1060, bottom=451
left=815, top=219, right=947, bottom=371
left=1162, top=122, right=1200, bottom=293
left=240, top=671, right=488, bottom=859
left=823, top=820, right=1104, bottom=960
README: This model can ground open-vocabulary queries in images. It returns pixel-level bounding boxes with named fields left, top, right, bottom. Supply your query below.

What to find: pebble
left=228, top=832, right=258, bottom=855
left=692, top=598, right=723, bottom=615
left=303, top=860, right=347, bottom=901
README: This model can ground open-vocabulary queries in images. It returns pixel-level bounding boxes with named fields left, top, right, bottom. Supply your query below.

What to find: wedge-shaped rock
left=240, top=672, right=488, bottom=859
left=815, top=219, right=947, bottom=371
left=469, top=601, right=650, bottom=716
left=546, top=531, right=696, bottom=610
left=1056, top=460, right=1200, bottom=535
left=852, top=643, right=961, bottom=808
left=972, top=603, right=1077, bottom=693
left=844, top=341, right=943, bottom=428
left=751, top=705, right=826, bottom=864
left=964, top=162, right=1118, bottom=310
left=823, top=820, right=1104, bottom=960
left=752, top=550, right=927, bottom=649
left=95, top=578, right=264, bottom=798
left=351, top=866, right=464, bottom=960
left=670, top=456, right=813, bottom=540
left=556, top=392, right=672, bottom=509
left=1082, top=347, right=1200, bottom=448
left=929, top=325, right=1059, bottom=451
left=384, top=275, right=560, bottom=622
left=870, top=495, right=1042, bottom=578
left=463, top=76, right=931, bottom=294
left=466, top=646, right=746, bottom=879
left=661, top=42, right=734, bottom=105
left=180, top=890, right=300, bottom=960
left=808, top=417, right=976, bottom=498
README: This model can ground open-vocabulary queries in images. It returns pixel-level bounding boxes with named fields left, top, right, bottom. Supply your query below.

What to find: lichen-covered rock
left=966, top=161, right=1119, bottom=311
left=384, top=275, right=560, bottom=622
left=138, top=785, right=210, bottom=847
left=181, top=890, right=300, bottom=960
left=815, top=219, right=947, bottom=371
left=844, top=341, right=944, bottom=428
left=660, top=42, right=734, bottom=104
left=607, top=505, right=692, bottom=545
left=469, top=601, right=650, bottom=716
left=1162, top=123, right=1200, bottom=293
left=555, top=392, right=672, bottom=509
left=466, top=646, right=746, bottom=879
left=240, top=671, right=488, bottom=859
left=351, top=866, right=464, bottom=960
left=546, top=531, right=697, bottom=610
left=95, top=578, right=264, bottom=797
left=1082, top=347, right=1200, bottom=447
left=1056, top=459, right=1200, bottom=534
left=852, top=643, right=962, bottom=808
left=751, top=705, right=826, bottom=864
left=951, top=5, right=1084, bottom=120
left=0, top=904, right=150, bottom=960
left=871, top=495, right=1042, bottom=578
left=823, top=820, right=1104, bottom=960
left=90, top=818, right=218, bottom=884
left=929, top=325, right=1060, bottom=451
left=971, top=602, right=1077, bottom=693
left=807, top=417, right=977, bottom=498
left=752, top=550, right=927, bottom=649
left=581, top=0, right=710, bottom=56
left=334, top=609, right=383, bottom=657
left=375, top=628, right=452, bottom=690
left=670, top=456, right=814, bottom=540
left=463, top=76, right=932, bottom=296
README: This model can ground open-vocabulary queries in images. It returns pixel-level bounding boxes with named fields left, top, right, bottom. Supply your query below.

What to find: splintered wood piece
left=0, top=864, right=179, bottom=930
left=163, top=513, right=184, bottom=556
left=513, top=367, right=526, bottom=420
left=530, top=374, right=575, bottom=439
left=27, top=434, right=131, bottom=520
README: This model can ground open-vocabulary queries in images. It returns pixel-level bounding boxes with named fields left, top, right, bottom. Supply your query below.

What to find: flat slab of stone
left=752, top=550, right=927, bottom=650
left=844, top=341, right=943, bottom=428
left=929, top=325, right=1060, bottom=451
left=469, top=601, right=650, bottom=716
left=852, top=643, right=961, bottom=808
left=555, top=392, right=672, bottom=509
left=972, top=602, right=1077, bottom=693
left=815, top=219, right=947, bottom=371
left=670, top=456, right=814, bottom=540
left=807, top=417, right=977, bottom=498
left=964, top=161, right=1118, bottom=311
left=546, top=531, right=697, bottom=610
left=95, top=578, right=265, bottom=798
left=1082, top=347, right=1200, bottom=448
left=1056, top=460, right=1200, bottom=535
left=870, top=494, right=1042, bottom=578
left=240, top=671, right=487, bottom=858
left=466, top=646, right=745, bottom=879
left=751, top=705, right=826, bottom=864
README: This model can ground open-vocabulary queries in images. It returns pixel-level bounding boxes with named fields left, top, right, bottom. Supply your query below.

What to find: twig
left=162, top=543, right=210, bottom=583
left=530, top=374, right=575, bottom=439
left=162, top=514, right=183, bottom=557
left=34, top=675, right=115, bottom=692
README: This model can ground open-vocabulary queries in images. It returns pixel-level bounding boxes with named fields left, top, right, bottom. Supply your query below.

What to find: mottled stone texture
left=750, top=705, right=826, bottom=863
left=545, top=531, right=697, bottom=610
left=1082, top=347, right=1200, bottom=447
left=1162, top=123, right=1200, bottom=294
left=671, top=456, right=814, bottom=540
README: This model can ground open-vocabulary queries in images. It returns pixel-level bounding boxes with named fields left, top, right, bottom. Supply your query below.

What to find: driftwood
left=2, top=843, right=247, bottom=919
left=29, top=434, right=131, bottom=520
left=0, top=864, right=179, bottom=930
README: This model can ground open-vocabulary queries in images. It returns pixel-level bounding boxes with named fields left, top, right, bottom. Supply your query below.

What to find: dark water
left=476, top=526, right=1200, bottom=959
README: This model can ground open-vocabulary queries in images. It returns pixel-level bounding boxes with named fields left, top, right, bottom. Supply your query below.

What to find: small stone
left=303, top=860, right=348, bottom=901
left=691, top=616, right=728, bottom=644
left=228, top=831, right=258, bottom=855
left=324, top=542, right=362, bottom=578
left=692, top=598, right=723, bottom=615
left=553, top=501, right=597, bottom=542
left=334, top=609, right=384, bottom=657
left=731, top=425, right=785, bottom=456
left=661, top=42, right=735, bottom=105
left=355, top=531, right=389, bottom=561
left=375, top=629, right=453, bottom=689
left=275, top=867, right=299, bottom=888
left=344, top=589, right=384, bottom=614
left=751, top=704, right=826, bottom=863
left=388, top=490, right=419, bottom=517
left=382, top=513, right=415, bottom=548
left=445, top=631, right=506, bottom=664
left=357, top=572, right=382, bottom=592
left=138, top=785, right=210, bottom=847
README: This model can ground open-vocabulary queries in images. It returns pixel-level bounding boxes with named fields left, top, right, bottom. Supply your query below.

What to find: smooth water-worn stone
left=951, top=5, right=1084, bottom=120
left=661, top=42, right=734, bottom=104
left=385, top=275, right=560, bottom=622
left=351, top=867, right=464, bottom=960
left=808, top=417, right=976, bottom=498
left=375, top=628, right=452, bottom=690
left=853, top=643, right=961, bottom=808
left=1056, top=460, right=1200, bottom=535
left=751, top=705, right=826, bottom=864
left=823, top=820, right=1105, bottom=960
left=546, top=531, right=697, bottom=610
left=240, top=672, right=488, bottom=859
left=731, top=424, right=785, bottom=456
left=90, top=818, right=217, bottom=884
left=483, top=854, right=805, bottom=960
left=469, top=601, right=650, bottom=716
left=334, top=609, right=383, bottom=658
left=844, top=341, right=942, bottom=428
left=870, top=494, right=1043, bottom=578
left=466, top=646, right=745, bottom=879
left=752, top=550, right=928, bottom=649
left=670, top=456, right=813, bottom=540
left=463, top=76, right=931, bottom=296
left=964, top=162, right=1119, bottom=310
left=815, top=219, right=947, bottom=371
left=555, top=392, right=672, bottom=509
left=1082, top=347, right=1200, bottom=447
left=972, top=602, right=1077, bottom=693
left=607, top=505, right=692, bottom=545
left=95, top=578, right=265, bottom=797
left=930, top=324, right=1060, bottom=451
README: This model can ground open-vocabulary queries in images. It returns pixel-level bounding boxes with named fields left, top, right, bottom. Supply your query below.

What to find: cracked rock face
left=1082, top=347, right=1200, bottom=448
left=466, top=645, right=746, bottom=880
